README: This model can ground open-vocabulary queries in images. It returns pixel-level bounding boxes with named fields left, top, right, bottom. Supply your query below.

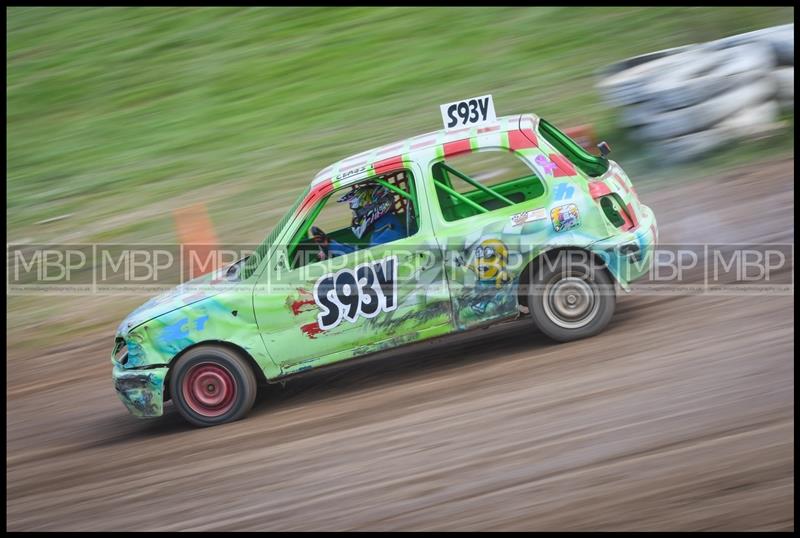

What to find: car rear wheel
left=169, top=345, right=257, bottom=427
left=528, top=251, right=616, bottom=342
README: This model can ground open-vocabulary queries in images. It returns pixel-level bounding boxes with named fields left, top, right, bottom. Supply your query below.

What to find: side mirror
left=597, top=141, right=612, bottom=158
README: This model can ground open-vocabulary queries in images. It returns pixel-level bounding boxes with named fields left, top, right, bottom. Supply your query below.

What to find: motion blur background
left=7, top=7, right=795, bottom=531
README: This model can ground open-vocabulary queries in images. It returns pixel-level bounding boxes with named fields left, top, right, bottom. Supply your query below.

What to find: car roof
left=311, top=113, right=538, bottom=188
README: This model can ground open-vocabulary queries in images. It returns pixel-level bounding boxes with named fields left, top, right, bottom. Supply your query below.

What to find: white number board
left=440, top=94, right=497, bottom=130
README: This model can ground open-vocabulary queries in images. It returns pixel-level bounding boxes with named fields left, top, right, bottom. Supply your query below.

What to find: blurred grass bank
left=6, top=7, right=794, bottom=349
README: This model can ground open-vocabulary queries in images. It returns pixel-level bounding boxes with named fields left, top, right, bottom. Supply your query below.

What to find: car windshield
left=240, top=185, right=310, bottom=279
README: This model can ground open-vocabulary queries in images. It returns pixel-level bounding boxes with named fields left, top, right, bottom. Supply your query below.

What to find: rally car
left=112, top=96, right=658, bottom=426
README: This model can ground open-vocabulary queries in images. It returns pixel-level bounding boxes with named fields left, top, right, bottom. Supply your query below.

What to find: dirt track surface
left=7, top=158, right=794, bottom=531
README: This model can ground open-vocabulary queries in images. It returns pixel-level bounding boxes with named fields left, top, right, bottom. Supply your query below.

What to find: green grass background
left=6, top=7, right=795, bottom=349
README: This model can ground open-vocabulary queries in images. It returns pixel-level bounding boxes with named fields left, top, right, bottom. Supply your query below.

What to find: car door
left=421, top=147, right=555, bottom=331
left=253, top=163, right=454, bottom=375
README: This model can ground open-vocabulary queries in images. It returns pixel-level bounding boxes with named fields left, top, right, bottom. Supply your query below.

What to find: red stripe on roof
left=507, top=130, right=537, bottom=150
left=299, top=179, right=334, bottom=214
left=477, top=125, right=500, bottom=134
left=373, top=155, right=404, bottom=175
left=550, top=153, right=577, bottom=177
left=443, top=139, right=472, bottom=157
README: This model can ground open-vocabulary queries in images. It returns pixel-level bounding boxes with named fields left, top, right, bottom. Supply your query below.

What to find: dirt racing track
left=6, top=158, right=794, bottom=531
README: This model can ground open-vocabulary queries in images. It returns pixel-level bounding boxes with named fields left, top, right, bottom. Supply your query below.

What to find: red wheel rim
left=182, top=363, right=237, bottom=417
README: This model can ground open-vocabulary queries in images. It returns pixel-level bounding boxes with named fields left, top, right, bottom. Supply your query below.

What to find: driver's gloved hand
left=310, top=226, right=330, bottom=262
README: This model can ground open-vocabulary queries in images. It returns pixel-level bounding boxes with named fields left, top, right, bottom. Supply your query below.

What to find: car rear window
left=431, top=149, right=546, bottom=222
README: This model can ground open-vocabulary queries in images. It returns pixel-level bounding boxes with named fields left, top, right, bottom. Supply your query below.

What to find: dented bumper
left=112, top=364, right=168, bottom=418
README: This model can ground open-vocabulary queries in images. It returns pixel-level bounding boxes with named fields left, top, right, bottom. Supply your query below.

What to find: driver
left=311, top=183, right=406, bottom=259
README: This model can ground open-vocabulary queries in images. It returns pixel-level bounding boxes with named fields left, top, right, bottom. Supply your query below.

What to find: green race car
left=112, top=98, right=658, bottom=427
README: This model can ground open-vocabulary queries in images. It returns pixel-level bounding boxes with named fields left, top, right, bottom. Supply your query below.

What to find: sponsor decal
left=534, top=155, right=557, bottom=176
left=335, top=165, right=368, bottom=181
left=552, top=182, right=575, bottom=201
left=510, top=207, right=547, bottom=227
left=551, top=204, right=580, bottom=232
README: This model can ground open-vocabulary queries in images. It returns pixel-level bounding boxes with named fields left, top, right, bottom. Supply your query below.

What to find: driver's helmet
left=338, top=183, right=395, bottom=239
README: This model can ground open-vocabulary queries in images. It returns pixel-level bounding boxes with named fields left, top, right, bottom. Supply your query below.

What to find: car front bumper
left=112, top=363, right=168, bottom=418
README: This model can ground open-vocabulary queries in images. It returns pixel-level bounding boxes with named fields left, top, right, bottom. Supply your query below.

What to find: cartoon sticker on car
left=551, top=203, right=580, bottom=232
left=464, top=239, right=512, bottom=315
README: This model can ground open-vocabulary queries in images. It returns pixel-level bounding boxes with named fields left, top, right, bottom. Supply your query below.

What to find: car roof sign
left=440, top=94, right=497, bottom=131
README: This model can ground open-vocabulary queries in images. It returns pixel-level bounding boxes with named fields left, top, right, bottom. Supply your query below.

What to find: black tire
left=528, top=251, right=616, bottom=343
left=169, top=345, right=258, bottom=427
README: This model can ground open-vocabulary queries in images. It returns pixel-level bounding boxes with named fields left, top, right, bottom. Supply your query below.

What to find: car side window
left=288, top=169, right=420, bottom=269
left=431, top=150, right=545, bottom=222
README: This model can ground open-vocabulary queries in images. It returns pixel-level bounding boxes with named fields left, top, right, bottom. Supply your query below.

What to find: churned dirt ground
left=6, top=158, right=794, bottom=531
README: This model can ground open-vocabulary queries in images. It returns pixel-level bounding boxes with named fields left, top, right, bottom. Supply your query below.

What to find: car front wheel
left=169, top=345, right=257, bottom=427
